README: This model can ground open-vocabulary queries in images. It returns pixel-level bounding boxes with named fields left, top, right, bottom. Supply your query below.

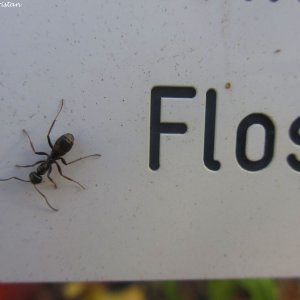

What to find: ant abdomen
left=52, top=133, right=74, bottom=157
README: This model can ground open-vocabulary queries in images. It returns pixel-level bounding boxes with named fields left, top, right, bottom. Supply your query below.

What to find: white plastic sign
left=0, top=0, right=300, bottom=281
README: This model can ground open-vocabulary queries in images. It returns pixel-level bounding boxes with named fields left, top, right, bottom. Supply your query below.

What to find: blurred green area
left=208, top=279, right=278, bottom=300
left=1, top=278, right=300, bottom=300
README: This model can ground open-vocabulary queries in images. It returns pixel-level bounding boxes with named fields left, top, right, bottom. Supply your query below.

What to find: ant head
left=29, top=172, right=42, bottom=184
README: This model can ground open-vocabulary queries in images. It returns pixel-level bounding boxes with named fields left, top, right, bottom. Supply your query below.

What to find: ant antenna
left=33, top=185, right=58, bottom=212
left=0, top=177, right=58, bottom=211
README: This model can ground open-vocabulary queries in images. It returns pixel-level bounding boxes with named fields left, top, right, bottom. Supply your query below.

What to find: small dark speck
left=43, top=115, right=47, bottom=119
left=274, top=49, right=282, bottom=54
left=225, top=81, right=232, bottom=89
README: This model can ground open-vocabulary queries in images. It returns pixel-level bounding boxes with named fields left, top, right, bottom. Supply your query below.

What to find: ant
left=0, top=99, right=101, bottom=211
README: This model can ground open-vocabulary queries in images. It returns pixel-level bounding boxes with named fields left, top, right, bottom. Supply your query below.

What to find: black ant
left=0, top=99, right=101, bottom=211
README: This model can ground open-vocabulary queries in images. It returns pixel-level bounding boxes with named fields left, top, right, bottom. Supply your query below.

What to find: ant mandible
left=0, top=99, right=101, bottom=211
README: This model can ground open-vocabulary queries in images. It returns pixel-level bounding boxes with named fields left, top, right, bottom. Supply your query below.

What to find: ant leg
left=0, top=177, right=30, bottom=182
left=47, top=99, right=64, bottom=149
left=54, top=161, right=86, bottom=189
left=60, top=154, right=101, bottom=165
left=16, top=160, right=44, bottom=168
left=22, top=129, right=48, bottom=156
left=47, top=165, right=57, bottom=189
left=33, top=185, right=58, bottom=212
